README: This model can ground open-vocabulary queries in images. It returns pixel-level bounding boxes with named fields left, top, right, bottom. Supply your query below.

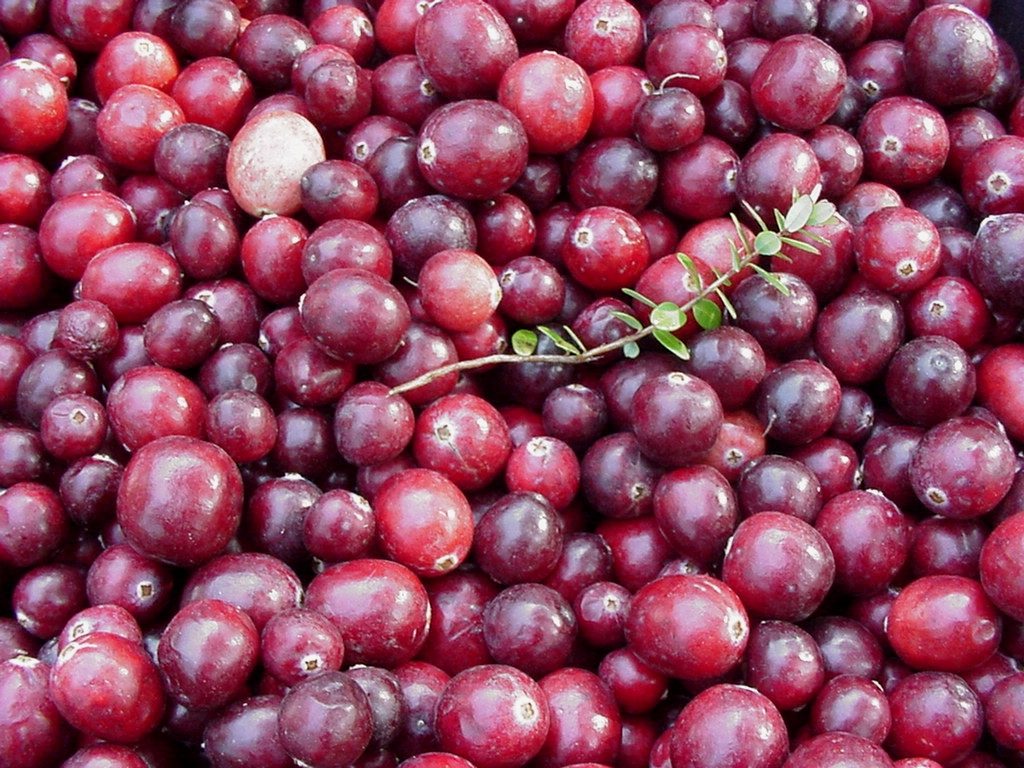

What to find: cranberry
left=626, top=574, right=748, bottom=681
left=885, top=336, right=975, bottom=427
left=887, top=575, right=1001, bottom=673
left=815, top=489, right=911, bottom=596
left=751, top=34, right=845, bottom=131
left=85, top=543, right=174, bottom=625
left=737, top=132, right=821, bottom=221
left=482, top=582, right=576, bottom=676
left=887, top=671, right=984, bottom=764
left=910, top=415, right=1016, bottom=518
left=755, top=359, right=841, bottom=446
left=858, top=97, right=949, bottom=189
left=435, top=665, right=550, bottom=768
left=0, top=657, right=72, bottom=766
left=415, top=0, right=515, bottom=98
left=0, top=482, right=70, bottom=568
left=785, top=732, right=893, bottom=768
left=159, top=598, right=259, bottom=709
left=532, top=669, right=618, bottom=766
left=723, top=511, right=835, bottom=621
left=645, top=24, right=726, bottom=98
left=670, top=684, right=788, bottom=768
left=307, top=559, right=430, bottom=668
left=0, top=59, right=69, bottom=155
left=301, top=267, right=410, bottom=365
left=961, top=136, right=1024, bottom=216
left=745, top=620, right=825, bottom=711
left=564, top=0, right=644, bottom=73
left=203, top=695, right=292, bottom=768
left=903, top=4, right=998, bottom=107
left=278, top=671, right=374, bottom=768
left=49, top=631, right=164, bottom=743
left=117, top=436, right=243, bottom=566
left=0, top=154, right=52, bottom=228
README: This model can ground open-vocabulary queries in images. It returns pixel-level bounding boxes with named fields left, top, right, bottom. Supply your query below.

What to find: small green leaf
left=623, top=341, right=641, bottom=358
left=779, top=235, right=820, bottom=254
left=728, top=239, right=743, bottom=271
left=808, top=200, right=837, bottom=227
left=562, top=325, right=588, bottom=353
left=783, top=194, right=814, bottom=232
left=715, top=288, right=737, bottom=319
left=741, top=200, right=769, bottom=232
left=751, top=264, right=792, bottom=296
left=537, top=325, right=582, bottom=355
left=652, top=328, right=690, bottom=360
left=692, top=298, right=722, bottom=330
left=609, top=310, right=644, bottom=331
left=808, top=182, right=823, bottom=203
left=621, top=287, right=657, bottom=308
left=774, top=209, right=787, bottom=231
left=511, top=329, right=537, bottom=356
left=753, top=231, right=783, bottom=256
left=650, top=301, right=684, bottom=332
left=675, top=252, right=702, bottom=290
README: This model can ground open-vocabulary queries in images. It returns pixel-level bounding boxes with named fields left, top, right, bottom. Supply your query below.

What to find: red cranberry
left=106, top=365, right=206, bottom=451
left=170, top=56, right=254, bottom=136
left=482, top=582, right=576, bottom=677
left=632, top=372, right=723, bottom=467
left=498, top=51, right=593, bottom=155
left=78, top=242, right=182, bottom=324
left=626, top=574, right=748, bottom=681
left=159, top=598, right=259, bottom=709
left=644, top=24, right=726, bottom=98
left=49, top=631, right=164, bottom=743
left=785, top=732, right=893, bottom=768
left=815, top=490, right=911, bottom=596
left=751, top=34, right=845, bottom=131
left=307, top=559, right=430, bottom=668
left=418, top=571, right=499, bottom=676
left=278, top=671, right=374, bottom=768
left=181, top=552, right=302, bottom=631
left=0, top=656, right=73, bottom=765
left=670, top=684, right=788, bottom=768
left=375, top=468, right=474, bottom=577
left=909, top=415, right=1016, bottom=518
left=903, top=4, right=998, bottom=107
left=535, top=668, right=620, bottom=768
left=0, top=59, right=69, bottom=154
left=887, top=574, right=1001, bottom=673
left=0, top=154, right=52, bottom=227
left=858, top=97, right=949, bottom=189
left=564, top=0, right=644, bottom=73
left=961, top=136, right=1024, bottom=216
left=301, top=267, right=410, bottom=365
left=117, top=436, right=243, bottom=566
left=745, top=620, right=825, bottom=711
left=434, top=664, right=550, bottom=768
left=885, top=336, right=975, bottom=427
left=202, top=695, right=292, bottom=768
left=887, top=671, right=984, bottom=764
left=414, top=0, right=516, bottom=98
left=0, top=482, right=69, bottom=568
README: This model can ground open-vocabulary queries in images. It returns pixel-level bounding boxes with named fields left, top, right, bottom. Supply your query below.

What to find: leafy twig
left=388, top=187, right=837, bottom=397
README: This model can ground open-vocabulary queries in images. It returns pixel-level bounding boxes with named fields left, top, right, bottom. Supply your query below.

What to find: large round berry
left=306, top=559, right=430, bottom=667
left=301, top=267, right=411, bottom=365
left=625, top=574, right=749, bottom=681
left=417, top=100, right=528, bottom=200
left=435, top=664, right=550, bottom=768
left=116, top=436, right=243, bottom=567
left=49, top=632, right=165, bottom=744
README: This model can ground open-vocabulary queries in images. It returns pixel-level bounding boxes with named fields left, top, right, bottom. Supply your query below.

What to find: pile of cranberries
left=3, top=0, right=1024, bottom=764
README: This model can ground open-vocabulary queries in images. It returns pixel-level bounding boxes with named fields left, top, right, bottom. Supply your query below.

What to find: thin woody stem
left=388, top=252, right=753, bottom=397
